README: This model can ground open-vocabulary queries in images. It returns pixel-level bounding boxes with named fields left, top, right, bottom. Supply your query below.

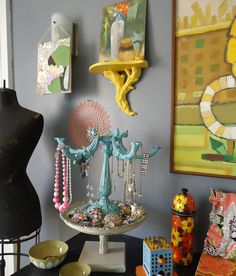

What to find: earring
left=141, top=152, right=149, bottom=176
left=79, top=156, right=89, bottom=178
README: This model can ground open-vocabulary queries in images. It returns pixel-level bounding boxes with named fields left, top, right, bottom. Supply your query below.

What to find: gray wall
left=12, top=0, right=236, bottom=260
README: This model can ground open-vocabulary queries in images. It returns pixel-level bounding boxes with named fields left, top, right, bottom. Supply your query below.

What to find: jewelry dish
left=60, top=201, right=146, bottom=235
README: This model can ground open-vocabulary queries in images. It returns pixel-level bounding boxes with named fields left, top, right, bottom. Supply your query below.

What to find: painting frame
left=170, top=0, right=236, bottom=179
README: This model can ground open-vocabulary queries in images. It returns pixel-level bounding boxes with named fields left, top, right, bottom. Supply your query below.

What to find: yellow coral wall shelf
left=89, top=60, right=148, bottom=116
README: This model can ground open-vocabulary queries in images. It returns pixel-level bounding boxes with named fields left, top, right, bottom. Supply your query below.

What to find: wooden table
left=12, top=233, right=200, bottom=276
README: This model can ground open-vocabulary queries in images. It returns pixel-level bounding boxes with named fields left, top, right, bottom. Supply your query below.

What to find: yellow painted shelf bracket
left=89, top=60, right=148, bottom=116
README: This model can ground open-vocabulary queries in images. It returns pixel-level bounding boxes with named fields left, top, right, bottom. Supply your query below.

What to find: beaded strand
left=53, top=146, right=71, bottom=213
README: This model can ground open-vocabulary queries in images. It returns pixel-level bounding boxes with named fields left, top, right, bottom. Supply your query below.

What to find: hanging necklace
left=86, top=156, right=95, bottom=205
left=67, top=156, right=72, bottom=205
left=123, top=160, right=128, bottom=202
left=127, top=158, right=136, bottom=204
left=111, top=155, right=117, bottom=193
left=53, top=146, right=72, bottom=213
left=117, top=158, right=124, bottom=178
left=138, top=151, right=149, bottom=203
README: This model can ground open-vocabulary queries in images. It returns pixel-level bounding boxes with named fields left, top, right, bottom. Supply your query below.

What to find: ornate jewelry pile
left=67, top=201, right=146, bottom=228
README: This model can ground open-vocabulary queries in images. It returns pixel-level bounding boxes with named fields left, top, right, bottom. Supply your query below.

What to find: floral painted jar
left=171, top=188, right=196, bottom=266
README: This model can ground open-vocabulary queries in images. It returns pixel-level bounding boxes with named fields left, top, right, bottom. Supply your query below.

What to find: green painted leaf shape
left=48, top=78, right=61, bottom=93
left=210, top=137, right=227, bottom=155
left=223, top=155, right=236, bottom=162
left=51, top=45, right=70, bottom=67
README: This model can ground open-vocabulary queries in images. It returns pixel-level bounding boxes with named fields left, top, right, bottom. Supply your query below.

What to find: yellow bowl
left=29, top=240, right=68, bottom=269
left=59, top=262, right=91, bottom=276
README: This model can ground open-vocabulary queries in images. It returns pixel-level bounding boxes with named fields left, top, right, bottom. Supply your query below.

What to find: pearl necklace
left=53, top=146, right=72, bottom=213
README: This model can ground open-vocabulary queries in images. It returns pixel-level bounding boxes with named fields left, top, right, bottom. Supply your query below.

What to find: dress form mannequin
left=0, top=87, right=43, bottom=239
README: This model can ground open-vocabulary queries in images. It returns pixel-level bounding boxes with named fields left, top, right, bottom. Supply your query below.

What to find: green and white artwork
left=37, top=37, right=71, bottom=95
left=99, top=0, right=147, bottom=62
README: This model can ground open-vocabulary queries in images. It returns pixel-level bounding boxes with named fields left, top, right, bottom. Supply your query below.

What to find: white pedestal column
left=79, top=235, right=126, bottom=273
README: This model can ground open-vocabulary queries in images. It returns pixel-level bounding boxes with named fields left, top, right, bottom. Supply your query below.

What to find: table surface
left=12, top=233, right=200, bottom=276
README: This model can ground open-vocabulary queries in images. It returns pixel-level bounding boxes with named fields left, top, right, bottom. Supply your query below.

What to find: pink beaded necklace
left=53, top=146, right=72, bottom=213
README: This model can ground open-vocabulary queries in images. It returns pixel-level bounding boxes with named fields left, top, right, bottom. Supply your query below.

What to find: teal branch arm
left=55, top=137, right=82, bottom=163
left=113, top=128, right=128, bottom=140
left=54, top=137, right=100, bottom=164
left=113, top=128, right=142, bottom=159
left=112, top=137, right=142, bottom=160
left=114, top=129, right=129, bottom=155
left=111, top=128, right=162, bottom=161
left=81, top=137, right=100, bottom=159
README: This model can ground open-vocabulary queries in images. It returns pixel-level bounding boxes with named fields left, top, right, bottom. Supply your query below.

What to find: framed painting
left=99, top=0, right=147, bottom=62
left=171, top=0, right=236, bottom=178
left=37, top=37, right=71, bottom=95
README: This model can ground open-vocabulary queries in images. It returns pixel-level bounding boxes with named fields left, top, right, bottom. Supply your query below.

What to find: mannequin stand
left=0, top=229, right=40, bottom=276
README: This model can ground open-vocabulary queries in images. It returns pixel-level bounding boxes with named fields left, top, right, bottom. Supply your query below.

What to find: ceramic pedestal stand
left=61, top=202, right=146, bottom=272
left=55, top=128, right=160, bottom=273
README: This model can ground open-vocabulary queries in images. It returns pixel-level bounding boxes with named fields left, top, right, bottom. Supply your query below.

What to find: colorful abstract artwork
left=171, top=0, right=236, bottom=178
left=204, top=189, right=236, bottom=259
left=99, top=0, right=147, bottom=62
left=37, top=37, right=71, bottom=95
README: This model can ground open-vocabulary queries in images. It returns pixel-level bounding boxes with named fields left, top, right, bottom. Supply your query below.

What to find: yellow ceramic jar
left=118, top=38, right=135, bottom=61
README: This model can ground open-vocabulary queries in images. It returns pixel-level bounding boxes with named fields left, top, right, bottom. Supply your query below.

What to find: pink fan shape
left=69, top=100, right=111, bottom=147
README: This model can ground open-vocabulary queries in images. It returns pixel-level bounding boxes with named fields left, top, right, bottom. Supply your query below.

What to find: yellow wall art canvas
left=171, top=0, right=236, bottom=178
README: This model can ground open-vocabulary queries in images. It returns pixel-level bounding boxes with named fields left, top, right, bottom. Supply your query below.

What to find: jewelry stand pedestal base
left=79, top=241, right=126, bottom=273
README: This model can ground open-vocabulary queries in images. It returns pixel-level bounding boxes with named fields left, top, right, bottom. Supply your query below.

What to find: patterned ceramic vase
left=171, top=188, right=196, bottom=266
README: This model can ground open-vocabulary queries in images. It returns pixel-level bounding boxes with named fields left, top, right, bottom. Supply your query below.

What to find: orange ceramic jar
left=171, top=188, right=196, bottom=266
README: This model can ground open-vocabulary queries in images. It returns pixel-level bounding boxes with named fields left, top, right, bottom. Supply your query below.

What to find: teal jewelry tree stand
left=55, top=128, right=161, bottom=273
left=55, top=128, right=160, bottom=215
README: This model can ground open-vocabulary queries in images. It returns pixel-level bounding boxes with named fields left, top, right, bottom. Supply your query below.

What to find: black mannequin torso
left=0, top=88, right=43, bottom=239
